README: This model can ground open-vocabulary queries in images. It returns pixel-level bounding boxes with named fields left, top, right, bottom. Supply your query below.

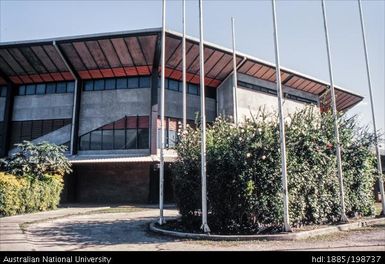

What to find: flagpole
left=159, top=0, right=166, bottom=225
left=182, top=0, right=187, bottom=131
left=231, top=17, right=238, bottom=125
left=321, top=0, right=348, bottom=223
left=271, top=0, right=291, bottom=232
left=199, top=0, right=210, bottom=233
left=358, top=0, right=385, bottom=215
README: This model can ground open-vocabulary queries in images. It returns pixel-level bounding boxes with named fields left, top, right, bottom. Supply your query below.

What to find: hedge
left=0, top=172, right=63, bottom=216
left=172, top=107, right=379, bottom=234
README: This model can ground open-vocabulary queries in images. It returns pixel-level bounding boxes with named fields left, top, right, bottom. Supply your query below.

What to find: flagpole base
left=283, top=223, right=292, bottom=233
left=201, top=223, right=211, bottom=233
left=340, top=214, right=349, bottom=223
left=158, top=217, right=166, bottom=225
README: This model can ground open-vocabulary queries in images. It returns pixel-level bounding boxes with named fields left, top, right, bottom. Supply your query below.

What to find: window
left=18, top=86, right=25, bottom=95
left=10, top=118, right=71, bottom=148
left=67, top=82, right=75, bottom=93
left=168, top=79, right=179, bottom=91
left=0, top=86, right=7, bottom=97
left=36, top=84, right=46, bottom=95
left=90, top=130, right=102, bottom=150
left=94, top=80, right=104, bottom=91
left=116, top=78, right=128, bottom=89
left=188, top=83, right=199, bottom=95
left=139, top=76, right=150, bottom=88
left=84, top=80, right=94, bottom=91
left=102, top=130, right=114, bottom=149
left=46, top=83, right=56, bottom=94
left=17, top=81, right=74, bottom=96
left=78, top=116, right=150, bottom=150
left=26, top=84, right=35, bottom=95
left=56, top=82, right=67, bottom=93
left=127, top=77, right=138, bottom=88
left=105, top=79, right=116, bottom=90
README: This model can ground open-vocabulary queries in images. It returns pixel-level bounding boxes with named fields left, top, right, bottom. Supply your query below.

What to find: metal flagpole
left=321, top=0, right=348, bottom=222
left=159, top=0, right=166, bottom=225
left=231, top=17, right=238, bottom=125
left=358, top=0, right=385, bottom=215
left=182, top=0, right=187, bottom=131
left=271, top=0, right=291, bottom=232
left=199, top=0, right=210, bottom=233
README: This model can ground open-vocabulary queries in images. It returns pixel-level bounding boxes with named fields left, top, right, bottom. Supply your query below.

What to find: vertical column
left=321, top=0, right=348, bottom=222
left=271, top=0, right=291, bottom=232
left=1, top=81, right=15, bottom=157
left=53, top=41, right=81, bottom=156
left=151, top=34, right=161, bottom=156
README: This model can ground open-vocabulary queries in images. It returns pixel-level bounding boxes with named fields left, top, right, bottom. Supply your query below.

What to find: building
left=0, top=28, right=363, bottom=203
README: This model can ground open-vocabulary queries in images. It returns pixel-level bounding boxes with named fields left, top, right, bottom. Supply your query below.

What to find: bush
left=0, top=141, right=69, bottom=216
left=0, top=172, right=63, bottom=216
left=0, top=141, right=72, bottom=180
left=172, top=107, right=378, bottom=234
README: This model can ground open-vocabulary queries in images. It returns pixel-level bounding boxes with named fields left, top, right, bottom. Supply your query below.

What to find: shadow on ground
left=27, top=216, right=179, bottom=248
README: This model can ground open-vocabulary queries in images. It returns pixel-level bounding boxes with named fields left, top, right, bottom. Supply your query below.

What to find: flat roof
left=0, top=27, right=363, bottom=111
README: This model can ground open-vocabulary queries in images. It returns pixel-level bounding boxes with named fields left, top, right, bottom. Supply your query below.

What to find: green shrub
left=0, top=172, right=63, bottom=216
left=172, top=107, right=378, bottom=233
left=0, top=141, right=72, bottom=180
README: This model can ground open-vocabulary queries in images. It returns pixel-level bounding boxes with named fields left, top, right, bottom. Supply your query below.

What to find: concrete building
left=0, top=28, right=363, bottom=203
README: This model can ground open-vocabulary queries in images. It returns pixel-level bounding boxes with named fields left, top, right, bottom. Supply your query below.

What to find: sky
left=0, top=0, right=384, bottom=145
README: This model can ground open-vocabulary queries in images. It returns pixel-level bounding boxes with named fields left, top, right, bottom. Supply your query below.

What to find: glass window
left=79, top=133, right=90, bottom=150
left=116, top=78, right=128, bottom=89
left=102, top=130, right=114, bottom=150
left=105, top=79, right=116, bottom=90
left=168, top=79, right=179, bottom=91
left=127, top=77, right=138, bottom=88
left=94, top=80, right=104, bottom=91
left=18, top=86, right=26, bottom=96
left=84, top=80, right=94, bottom=91
left=36, top=84, right=46, bottom=95
left=0, top=87, right=7, bottom=97
left=46, top=83, right=56, bottom=94
left=188, top=83, right=198, bottom=95
left=56, top=82, right=67, bottom=93
left=90, top=130, right=102, bottom=150
left=114, top=130, right=126, bottom=149
left=26, top=84, right=36, bottom=95
left=138, top=128, right=149, bottom=149
left=139, top=76, right=150, bottom=88
left=67, top=82, right=75, bottom=93
left=126, top=129, right=137, bottom=149
left=168, top=130, right=177, bottom=149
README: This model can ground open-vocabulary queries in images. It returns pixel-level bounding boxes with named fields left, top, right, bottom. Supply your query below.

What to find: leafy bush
left=172, top=107, right=378, bottom=234
left=0, top=141, right=69, bottom=216
left=0, top=172, right=63, bottom=216
left=0, top=141, right=72, bottom=180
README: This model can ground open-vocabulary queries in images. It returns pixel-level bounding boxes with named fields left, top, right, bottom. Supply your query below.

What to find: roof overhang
left=0, top=27, right=363, bottom=112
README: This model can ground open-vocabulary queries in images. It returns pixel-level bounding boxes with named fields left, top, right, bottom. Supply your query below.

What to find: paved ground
left=0, top=205, right=384, bottom=251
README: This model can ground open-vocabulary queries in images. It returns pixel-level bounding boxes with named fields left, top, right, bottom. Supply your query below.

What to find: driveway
left=0, top=205, right=384, bottom=251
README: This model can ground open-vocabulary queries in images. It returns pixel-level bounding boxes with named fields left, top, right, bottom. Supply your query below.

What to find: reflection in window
left=78, top=116, right=149, bottom=151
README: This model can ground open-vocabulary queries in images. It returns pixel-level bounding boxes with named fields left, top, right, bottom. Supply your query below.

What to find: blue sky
left=0, top=0, right=384, bottom=140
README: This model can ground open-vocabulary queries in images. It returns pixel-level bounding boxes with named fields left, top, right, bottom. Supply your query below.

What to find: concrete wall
left=79, top=88, right=151, bottom=135
left=217, top=73, right=319, bottom=121
left=0, top=98, right=6, bottom=122
left=12, top=94, right=73, bottom=121
left=217, top=75, right=234, bottom=118
left=162, top=89, right=216, bottom=122
left=72, top=162, right=152, bottom=203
